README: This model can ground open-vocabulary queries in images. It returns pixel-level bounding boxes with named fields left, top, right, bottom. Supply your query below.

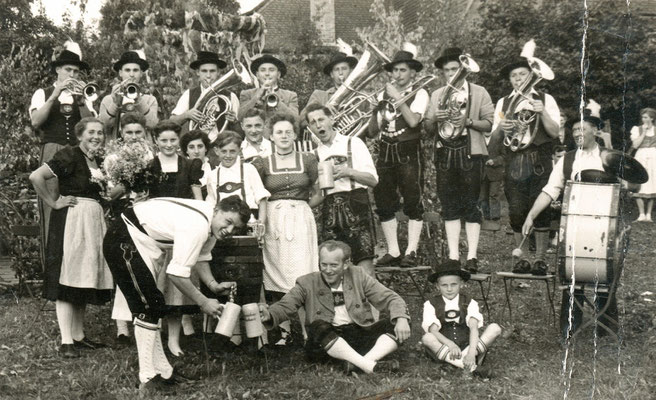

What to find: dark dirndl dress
left=44, top=147, right=113, bottom=305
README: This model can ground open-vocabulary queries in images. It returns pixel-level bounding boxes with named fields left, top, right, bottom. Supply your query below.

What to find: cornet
left=64, top=79, right=101, bottom=102
left=116, top=79, right=141, bottom=112
left=261, top=85, right=278, bottom=109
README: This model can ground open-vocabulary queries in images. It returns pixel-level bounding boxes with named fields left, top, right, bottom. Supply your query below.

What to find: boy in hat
left=239, top=54, right=299, bottom=126
left=170, top=51, right=239, bottom=143
left=424, top=47, right=494, bottom=273
left=421, top=260, right=501, bottom=372
left=366, top=44, right=428, bottom=268
left=490, top=48, right=560, bottom=276
left=30, top=41, right=95, bottom=252
left=99, top=50, right=159, bottom=141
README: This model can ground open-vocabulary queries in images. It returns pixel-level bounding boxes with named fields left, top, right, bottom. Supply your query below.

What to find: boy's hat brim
left=428, top=259, right=471, bottom=282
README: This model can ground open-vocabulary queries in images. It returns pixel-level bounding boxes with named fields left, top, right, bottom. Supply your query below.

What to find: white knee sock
left=116, top=320, right=130, bottom=337
left=406, top=220, right=423, bottom=254
left=71, top=304, right=85, bottom=341
left=380, top=220, right=400, bottom=257
left=435, top=344, right=464, bottom=368
left=134, top=319, right=160, bottom=383
left=465, top=222, right=481, bottom=260
left=167, top=317, right=183, bottom=356
left=153, top=327, right=173, bottom=379
left=444, top=219, right=462, bottom=260
left=56, top=301, right=75, bottom=344
left=364, top=334, right=398, bottom=362
left=181, top=314, right=195, bottom=336
left=326, top=337, right=376, bottom=374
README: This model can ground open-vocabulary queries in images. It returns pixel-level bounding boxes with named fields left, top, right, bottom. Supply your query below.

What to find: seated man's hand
left=446, top=340, right=461, bottom=360
left=258, top=303, right=271, bottom=322
left=394, top=317, right=411, bottom=343
left=462, top=349, right=476, bottom=371
left=201, top=298, right=224, bottom=318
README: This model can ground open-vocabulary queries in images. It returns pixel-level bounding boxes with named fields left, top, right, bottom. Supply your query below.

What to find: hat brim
left=190, top=59, right=228, bottom=70
left=51, top=59, right=90, bottom=72
left=383, top=59, right=423, bottom=73
left=250, top=56, right=287, bottom=78
left=434, top=54, right=461, bottom=69
left=428, top=269, right=471, bottom=283
left=500, top=60, right=530, bottom=79
left=569, top=116, right=604, bottom=130
left=323, top=56, right=358, bottom=76
left=113, top=58, right=149, bottom=72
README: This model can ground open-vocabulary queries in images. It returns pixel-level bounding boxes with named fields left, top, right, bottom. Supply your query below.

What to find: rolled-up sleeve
left=244, top=163, right=270, bottom=206
left=541, top=156, right=566, bottom=201
left=422, top=300, right=441, bottom=333
left=166, top=226, right=211, bottom=278
left=410, top=89, right=429, bottom=118
left=466, top=299, right=483, bottom=328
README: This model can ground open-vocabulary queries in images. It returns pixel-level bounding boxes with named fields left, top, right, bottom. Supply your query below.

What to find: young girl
left=181, top=129, right=213, bottom=199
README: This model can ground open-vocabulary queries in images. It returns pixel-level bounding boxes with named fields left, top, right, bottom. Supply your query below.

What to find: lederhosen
left=429, top=294, right=470, bottom=349
left=373, top=88, right=424, bottom=221
left=215, top=159, right=256, bottom=222
left=320, top=138, right=377, bottom=263
left=434, top=82, right=483, bottom=223
left=501, top=91, right=553, bottom=233
left=103, top=200, right=203, bottom=323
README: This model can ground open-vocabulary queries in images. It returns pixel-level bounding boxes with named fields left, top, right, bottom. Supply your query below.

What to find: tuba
left=437, top=54, right=479, bottom=142
left=326, top=41, right=391, bottom=137
left=502, top=56, right=554, bottom=152
left=190, top=63, right=253, bottom=135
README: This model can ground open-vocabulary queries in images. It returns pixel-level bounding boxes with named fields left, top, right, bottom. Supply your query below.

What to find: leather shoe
left=512, top=259, right=531, bottom=274
left=465, top=258, right=479, bottom=274
left=59, top=343, right=80, bottom=358
left=531, top=260, right=548, bottom=275
left=373, top=359, right=400, bottom=373
left=139, top=375, right=177, bottom=397
left=376, top=253, right=401, bottom=267
left=74, top=337, right=107, bottom=350
left=163, top=368, right=197, bottom=384
left=115, top=334, right=132, bottom=347
left=399, top=252, right=418, bottom=268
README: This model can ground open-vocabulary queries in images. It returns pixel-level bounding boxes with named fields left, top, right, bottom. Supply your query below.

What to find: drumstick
left=512, top=229, right=533, bottom=258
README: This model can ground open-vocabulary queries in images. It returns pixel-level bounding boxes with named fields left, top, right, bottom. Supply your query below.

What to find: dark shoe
left=74, top=337, right=107, bottom=350
left=344, top=361, right=360, bottom=375
left=512, top=259, right=531, bottom=274
left=139, top=375, right=176, bottom=397
left=115, top=334, right=132, bottom=347
left=531, top=260, right=548, bottom=276
left=465, top=258, right=479, bottom=274
left=59, top=343, right=80, bottom=359
left=399, top=252, right=418, bottom=268
left=373, top=359, right=400, bottom=373
left=376, top=253, right=401, bottom=267
left=163, top=368, right=197, bottom=384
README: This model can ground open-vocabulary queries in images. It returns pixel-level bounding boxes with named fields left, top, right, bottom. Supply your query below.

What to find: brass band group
left=28, top=38, right=650, bottom=392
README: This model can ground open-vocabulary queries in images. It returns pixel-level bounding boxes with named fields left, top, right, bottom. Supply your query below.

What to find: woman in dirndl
left=29, top=117, right=113, bottom=358
left=148, top=120, right=204, bottom=356
left=630, top=107, right=656, bottom=222
left=252, top=112, right=323, bottom=345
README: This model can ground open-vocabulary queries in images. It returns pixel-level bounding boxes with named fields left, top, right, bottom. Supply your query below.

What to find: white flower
left=89, top=167, right=105, bottom=181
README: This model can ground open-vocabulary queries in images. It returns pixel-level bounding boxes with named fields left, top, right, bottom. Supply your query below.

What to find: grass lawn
left=1, top=219, right=655, bottom=399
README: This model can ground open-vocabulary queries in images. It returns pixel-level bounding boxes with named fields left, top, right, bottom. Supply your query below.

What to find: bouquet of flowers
left=96, top=138, right=155, bottom=200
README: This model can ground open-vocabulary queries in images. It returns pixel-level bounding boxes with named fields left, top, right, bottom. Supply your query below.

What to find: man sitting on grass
left=421, top=260, right=501, bottom=374
left=259, top=240, right=411, bottom=374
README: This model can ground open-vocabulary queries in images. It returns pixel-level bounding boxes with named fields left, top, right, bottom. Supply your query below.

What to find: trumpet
left=261, top=86, right=279, bottom=108
left=378, top=75, right=439, bottom=122
left=118, top=80, right=141, bottom=101
left=64, top=79, right=101, bottom=102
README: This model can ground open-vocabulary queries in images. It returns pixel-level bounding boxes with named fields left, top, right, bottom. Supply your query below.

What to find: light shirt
left=542, top=144, right=604, bottom=201
left=376, top=86, right=429, bottom=130
left=421, top=294, right=483, bottom=333
left=315, top=133, right=378, bottom=195
left=331, top=282, right=353, bottom=326
left=241, top=138, right=272, bottom=161
left=205, top=157, right=270, bottom=210
left=630, top=125, right=656, bottom=141
left=30, top=84, right=95, bottom=116
left=491, top=89, right=560, bottom=133
left=126, top=198, right=216, bottom=279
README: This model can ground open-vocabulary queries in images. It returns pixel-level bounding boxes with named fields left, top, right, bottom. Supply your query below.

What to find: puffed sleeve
left=45, top=147, right=76, bottom=178
left=630, top=126, right=641, bottom=142
left=466, top=299, right=484, bottom=329
left=189, top=158, right=204, bottom=185
left=304, top=152, right=319, bottom=183
left=244, top=162, right=270, bottom=205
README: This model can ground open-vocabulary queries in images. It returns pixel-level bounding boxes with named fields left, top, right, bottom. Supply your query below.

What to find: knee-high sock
left=167, top=317, right=183, bottom=356
left=153, top=327, right=173, bottom=379
left=116, top=319, right=130, bottom=337
left=444, top=219, right=462, bottom=260
left=381, top=219, right=400, bottom=257
left=56, top=300, right=75, bottom=345
left=230, top=321, right=243, bottom=346
left=134, top=319, right=160, bottom=383
left=181, top=314, right=195, bottom=336
left=477, top=323, right=502, bottom=354
left=363, top=334, right=398, bottom=362
left=71, top=303, right=86, bottom=341
left=326, top=337, right=376, bottom=374
left=435, top=344, right=465, bottom=368
left=421, top=332, right=464, bottom=368
left=406, top=220, right=423, bottom=254
left=534, top=230, right=549, bottom=262
left=465, top=222, right=481, bottom=260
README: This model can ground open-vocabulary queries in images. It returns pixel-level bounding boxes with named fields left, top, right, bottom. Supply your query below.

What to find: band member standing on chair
left=306, top=104, right=378, bottom=278
left=491, top=55, right=560, bottom=276
left=239, top=54, right=299, bottom=128
left=424, top=48, right=494, bottom=273
left=30, top=42, right=95, bottom=256
left=99, top=51, right=159, bottom=142
left=367, top=45, right=428, bottom=268
left=169, top=51, right=239, bottom=145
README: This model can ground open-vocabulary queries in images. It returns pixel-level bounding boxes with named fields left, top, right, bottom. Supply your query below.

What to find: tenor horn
left=437, top=54, right=480, bottom=142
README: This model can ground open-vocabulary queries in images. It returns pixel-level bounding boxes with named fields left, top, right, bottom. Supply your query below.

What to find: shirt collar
left=442, top=294, right=460, bottom=306
left=577, top=143, right=601, bottom=157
